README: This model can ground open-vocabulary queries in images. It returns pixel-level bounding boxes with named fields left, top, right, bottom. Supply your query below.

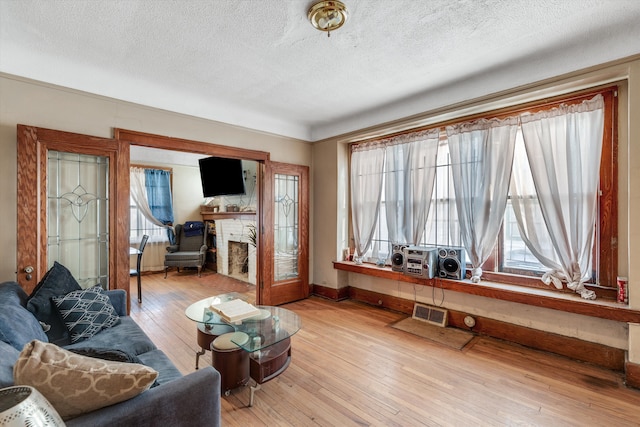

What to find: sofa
left=0, top=277, right=221, bottom=426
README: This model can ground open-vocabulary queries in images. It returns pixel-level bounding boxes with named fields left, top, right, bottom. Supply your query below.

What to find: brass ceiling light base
left=308, top=1, right=348, bottom=37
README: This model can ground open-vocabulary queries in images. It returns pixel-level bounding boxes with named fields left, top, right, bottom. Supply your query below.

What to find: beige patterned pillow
left=13, top=340, right=158, bottom=420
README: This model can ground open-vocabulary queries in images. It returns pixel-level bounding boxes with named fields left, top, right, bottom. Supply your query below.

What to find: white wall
left=0, top=74, right=312, bottom=281
left=312, top=57, right=640, bottom=362
left=172, top=164, right=204, bottom=225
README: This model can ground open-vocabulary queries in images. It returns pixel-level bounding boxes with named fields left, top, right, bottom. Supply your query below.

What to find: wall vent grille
left=412, top=303, right=448, bottom=327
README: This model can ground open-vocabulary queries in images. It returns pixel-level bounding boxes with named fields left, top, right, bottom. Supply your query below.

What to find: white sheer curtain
left=130, top=167, right=167, bottom=228
left=510, top=132, right=560, bottom=267
left=351, top=143, right=385, bottom=262
left=384, top=130, right=439, bottom=245
left=447, top=117, right=519, bottom=282
left=516, top=95, right=605, bottom=300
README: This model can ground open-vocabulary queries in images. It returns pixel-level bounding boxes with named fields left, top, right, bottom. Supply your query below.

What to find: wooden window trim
left=349, top=85, right=618, bottom=301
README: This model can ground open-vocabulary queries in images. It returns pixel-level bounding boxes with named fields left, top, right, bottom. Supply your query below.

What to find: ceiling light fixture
left=308, top=1, right=348, bottom=37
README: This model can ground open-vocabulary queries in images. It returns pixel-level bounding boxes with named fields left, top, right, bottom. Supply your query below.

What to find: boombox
left=437, top=247, right=466, bottom=280
left=391, top=244, right=408, bottom=272
left=404, top=246, right=438, bottom=279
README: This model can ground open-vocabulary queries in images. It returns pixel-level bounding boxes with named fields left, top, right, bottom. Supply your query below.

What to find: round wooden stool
left=211, top=331, right=250, bottom=395
left=195, top=323, right=234, bottom=369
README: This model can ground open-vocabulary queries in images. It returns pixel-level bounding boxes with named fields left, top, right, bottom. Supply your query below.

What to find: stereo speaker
left=391, top=244, right=407, bottom=272
left=437, top=247, right=466, bottom=280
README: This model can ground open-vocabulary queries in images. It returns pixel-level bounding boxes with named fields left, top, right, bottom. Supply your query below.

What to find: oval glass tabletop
left=185, top=293, right=302, bottom=352
left=185, top=292, right=247, bottom=325
left=232, top=305, right=301, bottom=352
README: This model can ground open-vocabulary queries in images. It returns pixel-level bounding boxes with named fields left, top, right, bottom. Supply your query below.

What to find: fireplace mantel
left=201, top=210, right=256, bottom=220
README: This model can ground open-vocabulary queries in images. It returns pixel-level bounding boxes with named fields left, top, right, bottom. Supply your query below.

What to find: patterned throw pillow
left=13, top=340, right=158, bottom=420
left=52, top=285, right=120, bottom=343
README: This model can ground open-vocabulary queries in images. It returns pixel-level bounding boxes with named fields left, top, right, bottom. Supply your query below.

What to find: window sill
left=333, top=261, right=640, bottom=323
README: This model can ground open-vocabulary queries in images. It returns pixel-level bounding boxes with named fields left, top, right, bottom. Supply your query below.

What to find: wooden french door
left=16, top=125, right=129, bottom=294
left=259, top=161, right=309, bottom=306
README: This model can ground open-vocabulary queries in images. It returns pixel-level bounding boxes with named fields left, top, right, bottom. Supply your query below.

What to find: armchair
left=164, top=223, right=207, bottom=278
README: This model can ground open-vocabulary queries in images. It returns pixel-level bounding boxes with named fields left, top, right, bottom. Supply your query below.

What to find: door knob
left=24, top=265, right=34, bottom=281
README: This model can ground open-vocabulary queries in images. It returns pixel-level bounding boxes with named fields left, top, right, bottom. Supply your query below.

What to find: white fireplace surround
left=215, top=219, right=256, bottom=285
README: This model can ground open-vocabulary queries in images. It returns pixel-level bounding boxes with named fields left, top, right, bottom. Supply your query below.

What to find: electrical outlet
left=464, top=315, right=476, bottom=328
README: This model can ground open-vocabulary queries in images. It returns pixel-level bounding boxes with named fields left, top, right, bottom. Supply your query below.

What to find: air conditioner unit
left=412, top=303, right=448, bottom=327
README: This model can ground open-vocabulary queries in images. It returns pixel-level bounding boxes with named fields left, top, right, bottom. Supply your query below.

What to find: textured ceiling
left=1, top=0, right=640, bottom=141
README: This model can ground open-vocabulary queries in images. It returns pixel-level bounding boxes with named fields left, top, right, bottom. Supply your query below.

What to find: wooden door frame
left=18, top=126, right=310, bottom=308
left=114, top=129, right=271, bottom=303
left=262, top=161, right=310, bottom=305
left=16, top=125, right=128, bottom=294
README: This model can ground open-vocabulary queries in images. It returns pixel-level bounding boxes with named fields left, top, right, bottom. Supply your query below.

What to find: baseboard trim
left=626, top=361, right=640, bottom=389
left=311, top=283, right=350, bottom=301
left=313, top=286, right=627, bottom=373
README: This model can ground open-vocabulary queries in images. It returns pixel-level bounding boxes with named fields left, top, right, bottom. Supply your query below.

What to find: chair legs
left=164, top=266, right=203, bottom=277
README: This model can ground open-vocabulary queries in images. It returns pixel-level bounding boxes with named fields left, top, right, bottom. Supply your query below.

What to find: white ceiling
left=1, top=0, right=639, bottom=142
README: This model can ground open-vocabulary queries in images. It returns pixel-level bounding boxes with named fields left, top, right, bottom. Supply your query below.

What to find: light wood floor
left=130, top=271, right=640, bottom=426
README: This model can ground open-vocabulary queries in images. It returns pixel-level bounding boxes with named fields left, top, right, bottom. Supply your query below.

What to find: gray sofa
left=0, top=281, right=221, bottom=426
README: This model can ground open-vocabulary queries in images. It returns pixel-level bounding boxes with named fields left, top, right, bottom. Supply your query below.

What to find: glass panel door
left=260, top=161, right=308, bottom=306
left=47, top=151, right=109, bottom=288
left=274, top=173, right=299, bottom=281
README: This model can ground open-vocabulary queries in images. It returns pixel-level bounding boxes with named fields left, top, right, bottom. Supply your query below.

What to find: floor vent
left=412, top=303, right=448, bottom=327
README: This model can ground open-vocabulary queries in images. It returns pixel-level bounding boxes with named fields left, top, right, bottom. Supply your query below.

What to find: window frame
left=349, top=86, right=618, bottom=299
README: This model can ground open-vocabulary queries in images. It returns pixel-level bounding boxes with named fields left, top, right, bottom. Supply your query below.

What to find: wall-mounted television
left=198, top=156, right=246, bottom=197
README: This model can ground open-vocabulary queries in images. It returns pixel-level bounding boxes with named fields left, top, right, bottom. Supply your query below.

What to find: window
left=353, top=87, right=617, bottom=295
left=129, top=165, right=173, bottom=243
left=129, top=195, right=167, bottom=240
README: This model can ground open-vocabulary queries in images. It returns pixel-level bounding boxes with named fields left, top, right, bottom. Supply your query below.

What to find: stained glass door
left=260, top=161, right=309, bottom=306
left=17, top=125, right=126, bottom=294
left=47, top=151, right=109, bottom=288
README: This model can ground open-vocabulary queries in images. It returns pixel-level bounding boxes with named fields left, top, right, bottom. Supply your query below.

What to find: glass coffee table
left=185, top=293, right=301, bottom=405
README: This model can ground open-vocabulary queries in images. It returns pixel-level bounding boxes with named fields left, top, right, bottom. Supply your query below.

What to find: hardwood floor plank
left=129, top=272, right=640, bottom=426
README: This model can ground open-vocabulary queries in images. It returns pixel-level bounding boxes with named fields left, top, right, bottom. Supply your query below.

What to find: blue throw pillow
left=0, top=340, right=20, bottom=387
left=0, top=282, right=48, bottom=351
left=26, top=262, right=82, bottom=343
left=52, top=285, right=120, bottom=344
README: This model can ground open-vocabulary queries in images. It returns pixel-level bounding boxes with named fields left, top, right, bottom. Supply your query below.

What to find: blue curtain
left=145, top=169, right=175, bottom=243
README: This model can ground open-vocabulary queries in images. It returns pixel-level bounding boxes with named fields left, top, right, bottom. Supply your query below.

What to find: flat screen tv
left=198, top=156, right=245, bottom=197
